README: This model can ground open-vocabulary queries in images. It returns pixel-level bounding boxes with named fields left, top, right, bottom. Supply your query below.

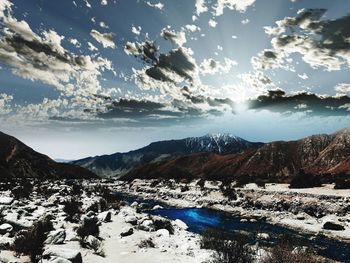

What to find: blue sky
left=0, top=0, right=350, bottom=159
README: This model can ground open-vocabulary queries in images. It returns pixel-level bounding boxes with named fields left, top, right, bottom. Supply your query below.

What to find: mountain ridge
left=0, top=131, right=97, bottom=179
left=72, top=134, right=264, bottom=177
left=121, top=129, right=350, bottom=183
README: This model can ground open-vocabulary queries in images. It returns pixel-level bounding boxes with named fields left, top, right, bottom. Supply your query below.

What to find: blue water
left=115, top=192, right=350, bottom=262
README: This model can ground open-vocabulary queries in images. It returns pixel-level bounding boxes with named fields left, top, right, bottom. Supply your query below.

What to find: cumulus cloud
left=195, top=0, right=208, bottom=16
left=257, top=9, right=350, bottom=72
left=90, top=29, right=116, bottom=49
left=213, top=0, right=255, bottom=16
left=0, top=0, right=115, bottom=120
left=335, top=83, right=350, bottom=95
left=131, top=26, right=142, bottom=35
left=208, top=19, right=217, bottom=28
left=145, top=1, right=164, bottom=10
left=160, top=28, right=187, bottom=46
left=199, top=58, right=237, bottom=75
left=0, top=93, right=13, bottom=114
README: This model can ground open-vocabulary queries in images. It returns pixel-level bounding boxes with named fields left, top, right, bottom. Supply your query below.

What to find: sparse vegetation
left=77, top=216, right=100, bottom=246
left=138, top=238, right=155, bottom=248
left=261, top=234, right=321, bottom=263
left=63, top=198, right=82, bottom=222
left=12, top=216, right=53, bottom=263
left=289, top=169, right=322, bottom=189
left=201, top=229, right=254, bottom=263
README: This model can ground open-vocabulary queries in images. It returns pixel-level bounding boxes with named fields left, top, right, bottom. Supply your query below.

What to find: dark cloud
left=248, top=90, right=350, bottom=116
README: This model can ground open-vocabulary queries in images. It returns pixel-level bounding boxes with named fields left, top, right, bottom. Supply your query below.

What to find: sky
left=1, top=0, right=350, bottom=159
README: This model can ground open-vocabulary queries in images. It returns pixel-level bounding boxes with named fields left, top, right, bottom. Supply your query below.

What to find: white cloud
left=69, top=38, right=81, bottom=48
left=88, top=42, right=98, bottom=52
left=213, top=0, right=255, bottom=16
left=99, top=21, right=109, bottom=29
left=298, top=73, right=309, bottom=80
left=200, top=58, right=237, bottom=75
left=335, top=83, right=350, bottom=95
left=195, top=0, right=208, bottom=16
left=146, top=1, right=164, bottom=10
left=208, top=19, right=217, bottom=28
left=90, top=29, right=116, bottom=49
left=101, top=0, right=108, bottom=5
left=131, top=26, right=142, bottom=35
left=160, top=28, right=186, bottom=46
left=241, top=18, right=250, bottom=24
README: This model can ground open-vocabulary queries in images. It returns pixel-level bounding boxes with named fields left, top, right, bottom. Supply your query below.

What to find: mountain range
left=0, top=131, right=96, bottom=179
left=121, top=129, right=350, bottom=183
left=72, top=134, right=263, bottom=177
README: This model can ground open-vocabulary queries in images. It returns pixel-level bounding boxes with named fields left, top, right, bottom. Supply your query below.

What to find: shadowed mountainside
left=121, top=129, right=350, bottom=183
left=0, top=131, right=97, bottom=179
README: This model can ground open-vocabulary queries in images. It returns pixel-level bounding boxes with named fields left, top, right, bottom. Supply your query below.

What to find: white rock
left=0, top=223, right=13, bottom=234
left=98, top=211, right=111, bottom=222
left=156, top=229, right=170, bottom=237
left=86, top=235, right=102, bottom=248
left=130, top=201, right=138, bottom=208
left=0, top=236, right=14, bottom=247
left=0, top=197, right=14, bottom=205
left=42, top=257, right=72, bottom=263
left=45, top=229, right=66, bottom=244
left=43, top=247, right=82, bottom=263
left=152, top=205, right=163, bottom=210
left=257, top=233, right=270, bottom=240
left=173, top=219, right=188, bottom=230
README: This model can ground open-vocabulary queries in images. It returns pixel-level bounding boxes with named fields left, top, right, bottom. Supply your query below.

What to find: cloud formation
left=90, top=30, right=116, bottom=49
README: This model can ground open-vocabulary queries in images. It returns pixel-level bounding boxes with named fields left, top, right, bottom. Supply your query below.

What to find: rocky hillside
left=121, top=129, right=350, bottom=183
left=0, top=131, right=97, bottom=179
left=72, top=134, right=263, bottom=177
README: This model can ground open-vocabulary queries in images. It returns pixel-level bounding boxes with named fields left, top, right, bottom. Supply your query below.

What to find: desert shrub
left=220, top=184, right=237, bottom=200
left=197, top=179, right=206, bottom=189
left=261, top=235, right=319, bottom=263
left=63, top=198, right=81, bottom=222
left=289, top=170, right=322, bottom=189
left=71, top=183, right=83, bottom=196
left=334, top=172, right=350, bottom=189
left=201, top=229, right=253, bottom=263
left=138, top=238, right=155, bottom=248
left=11, top=180, right=33, bottom=199
left=12, top=216, right=53, bottom=263
left=153, top=219, right=174, bottom=235
left=150, top=180, right=159, bottom=188
left=77, top=217, right=100, bottom=245
left=181, top=185, right=190, bottom=192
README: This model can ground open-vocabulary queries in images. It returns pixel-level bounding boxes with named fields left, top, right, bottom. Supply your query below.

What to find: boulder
left=130, top=201, right=138, bottom=208
left=125, top=215, right=138, bottom=225
left=0, top=223, right=13, bottom=234
left=120, top=227, right=134, bottom=237
left=257, top=233, right=270, bottom=240
left=86, top=235, right=102, bottom=248
left=43, top=248, right=82, bottom=263
left=42, top=257, right=72, bottom=263
left=152, top=205, right=163, bottom=210
left=0, top=236, right=14, bottom=248
left=98, top=211, right=111, bottom=222
left=173, top=219, right=188, bottom=230
left=45, top=229, right=66, bottom=244
left=156, top=229, right=170, bottom=237
left=323, top=221, right=345, bottom=231
left=140, top=219, right=153, bottom=231
left=0, top=197, right=14, bottom=205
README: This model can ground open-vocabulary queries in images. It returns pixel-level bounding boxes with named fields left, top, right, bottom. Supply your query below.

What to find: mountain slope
left=0, top=131, right=97, bottom=179
left=72, top=134, right=264, bottom=177
left=121, top=129, right=350, bottom=182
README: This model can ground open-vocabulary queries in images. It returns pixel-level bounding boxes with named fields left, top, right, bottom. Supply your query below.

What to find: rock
left=125, top=215, right=138, bottom=225
left=98, top=211, right=111, bottom=222
left=156, top=229, right=170, bottom=237
left=152, top=205, right=163, bottom=210
left=323, top=221, right=345, bottom=231
left=130, top=201, right=138, bottom=208
left=140, top=219, right=153, bottom=231
left=42, top=257, right=72, bottom=263
left=120, top=227, right=134, bottom=237
left=0, top=223, right=13, bottom=234
left=257, top=233, right=270, bottom=240
left=173, top=219, right=188, bottom=230
left=0, top=197, right=14, bottom=205
left=86, top=211, right=96, bottom=217
left=43, top=248, right=82, bottom=263
left=45, top=229, right=66, bottom=244
left=86, top=235, right=102, bottom=248
left=0, top=236, right=14, bottom=248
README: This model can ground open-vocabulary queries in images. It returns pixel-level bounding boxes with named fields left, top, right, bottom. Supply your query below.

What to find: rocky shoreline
left=112, top=179, right=350, bottom=243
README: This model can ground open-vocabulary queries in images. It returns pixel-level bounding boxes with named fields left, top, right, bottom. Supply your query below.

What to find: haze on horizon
left=1, top=0, right=350, bottom=159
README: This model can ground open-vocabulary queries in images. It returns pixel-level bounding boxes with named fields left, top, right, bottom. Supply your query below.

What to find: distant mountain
left=72, top=134, right=264, bottom=177
left=121, top=129, right=350, bottom=183
left=0, top=131, right=97, bottom=179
